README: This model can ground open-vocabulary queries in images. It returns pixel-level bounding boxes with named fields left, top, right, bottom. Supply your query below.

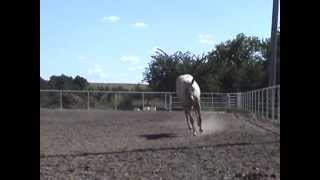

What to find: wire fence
left=40, top=85, right=279, bottom=122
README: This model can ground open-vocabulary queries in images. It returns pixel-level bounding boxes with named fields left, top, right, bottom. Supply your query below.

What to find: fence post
left=278, top=86, right=280, bottom=122
left=226, top=94, right=229, bottom=110
left=262, top=90, right=264, bottom=118
left=240, top=93, right=243, bottom=109
left=60, top=90, right=63, bottom=110
left=245, top=92, right=247, bottom=111
left=266, top=88, right=269, bottom=119
left=164, top=93, right=167, bottom=110
left=254, top=90, right=257, bottom=114
left=247, top=92, right=249, bottom=112
left=244, top=93, right=246, bottom=110
left=211, top=93, right=214, bottom=108
left=225, top=94, right=228, bottom=110
left=271, top=87, right=275, bottom=122
left=169, top=93, right=172, bottom=112
left=142, top=93, right=145, bottom=111
left=253, top=91, right=255, bottom=113
left=237, top=93, right=241, bottom=110
left=256, top=91, right=258, bottom=114
left=248, top=92, right=250, bottom=112
left=249, top=91, right=253, bottom=112
left=87, top=91, right=90, bottom=110
left=114, top=93, right=117, bottom=111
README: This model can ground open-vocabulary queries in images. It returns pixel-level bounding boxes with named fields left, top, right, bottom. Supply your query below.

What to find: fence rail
left=40, top=90, right=239, bottom=112
left=240, top=85, right=280, bottom=124
left=40, top=85, right=279, bottom=123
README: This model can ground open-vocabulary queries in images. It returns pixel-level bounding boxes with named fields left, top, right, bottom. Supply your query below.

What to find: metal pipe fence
left=240, top=85, right=280, bottom=124
left=40, top=90, right=239, bottom=112
left=40, top=85, right=279, bottom=122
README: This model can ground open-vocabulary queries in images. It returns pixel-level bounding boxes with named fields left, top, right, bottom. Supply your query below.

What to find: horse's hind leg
left=184, top=108, right=192, bottom=131
left=195, top=101, right=203, bottom=133
left=188, top=110, right=197, bottom=136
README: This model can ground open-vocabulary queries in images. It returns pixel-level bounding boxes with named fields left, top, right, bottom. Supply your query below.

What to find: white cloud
left=133, top=21, right=147, bottom=28
left=199, top=34, right=214, bottom=44
left=120, top=56, right=141, bottom=64
left=101, top=16, right=120, bottom=23
left=87, top=64, right=108, bottom=80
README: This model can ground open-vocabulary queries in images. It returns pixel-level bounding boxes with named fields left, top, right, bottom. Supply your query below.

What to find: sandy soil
left=40, top=110, right=280, bottom=180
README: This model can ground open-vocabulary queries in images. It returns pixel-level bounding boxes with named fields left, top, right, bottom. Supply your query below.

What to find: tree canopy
left=143, top=33, right=280, bottom=92
left=40, top=74, right=89, bottom=90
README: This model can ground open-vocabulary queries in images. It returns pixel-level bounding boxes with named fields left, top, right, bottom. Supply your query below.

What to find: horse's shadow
left=139, top=133, right=178, bottom=140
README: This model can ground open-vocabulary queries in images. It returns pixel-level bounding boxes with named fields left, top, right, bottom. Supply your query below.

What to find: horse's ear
left=191, top=77, right=195, bottom=84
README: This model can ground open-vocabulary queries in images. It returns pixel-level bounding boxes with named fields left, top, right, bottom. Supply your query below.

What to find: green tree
left=73, top=75, right=89, bottom=90
left=205, top=33, right=268, bottom=91
left=143, top=33, right=271, bottom=92
left=143, top=49, right=205, bottom=91
left=40, top=77, right=49, bottom=89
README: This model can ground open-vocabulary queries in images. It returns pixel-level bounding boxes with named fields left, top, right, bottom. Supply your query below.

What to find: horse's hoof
left=199, top=129, right=204, bottom=133
left=193, top=132, right=197, bottom=136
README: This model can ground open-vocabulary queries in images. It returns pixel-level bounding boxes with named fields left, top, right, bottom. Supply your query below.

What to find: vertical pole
left=244, top=93, right=246, bottom=110
left=164, top=93, right=167, bottom=110
left=117, top=93, right=119, bottom=111
left=257, top=90, right=260, bottom=117
left=241, top=93, right=243, bottom=109
left=114, top=93, right=117, bottom=111
left=245, top=92, right=247, bottom=111
left=237, top=93, right=241, bottom=110
left=262, top=89, right=264, bottom=119
left=243, top=93, right=245, bottom=111
left=212, top=93, right=214, bottom=108
left=254, top=91, right=257, bottom=114
left=278, top=86, right=280, bottom=121
left=252, top=92, right=254, bottom=113
left=226, top=94, right=229, bottom=110
left=266, top=88, right=269, bottom=119
left=247, top=92, right=249, bottom=111
left=269, top=0, right=279, bottom=86
left=249, top=92, right=251, bottom=112
left=251, top=91, right=253, bottom=113
left=87, top=91, right=90, bottom=110
left=169, top=93, right=172, bottom=112
left=142, top=93, right=145, bottom=111
left=272, top=87, right=275, bottom=122
left=60, top=90, right=63, bottom=110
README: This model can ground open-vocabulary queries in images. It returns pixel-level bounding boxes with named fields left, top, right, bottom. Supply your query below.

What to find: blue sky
left=41, top=0, right=275, bottom=83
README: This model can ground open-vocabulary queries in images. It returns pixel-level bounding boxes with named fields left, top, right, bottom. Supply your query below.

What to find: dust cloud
left=200, top=113, right=225, bottom=134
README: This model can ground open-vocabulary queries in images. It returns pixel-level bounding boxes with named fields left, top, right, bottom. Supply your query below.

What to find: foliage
left=143, top=33, right=280, bottom=92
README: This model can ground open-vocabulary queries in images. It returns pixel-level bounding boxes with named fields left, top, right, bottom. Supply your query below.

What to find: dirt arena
left=40, top=109, right=280, bottom=180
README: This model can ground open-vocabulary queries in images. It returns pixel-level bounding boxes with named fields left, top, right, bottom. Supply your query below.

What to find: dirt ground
left=40, top=109, right=280, bottom=180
